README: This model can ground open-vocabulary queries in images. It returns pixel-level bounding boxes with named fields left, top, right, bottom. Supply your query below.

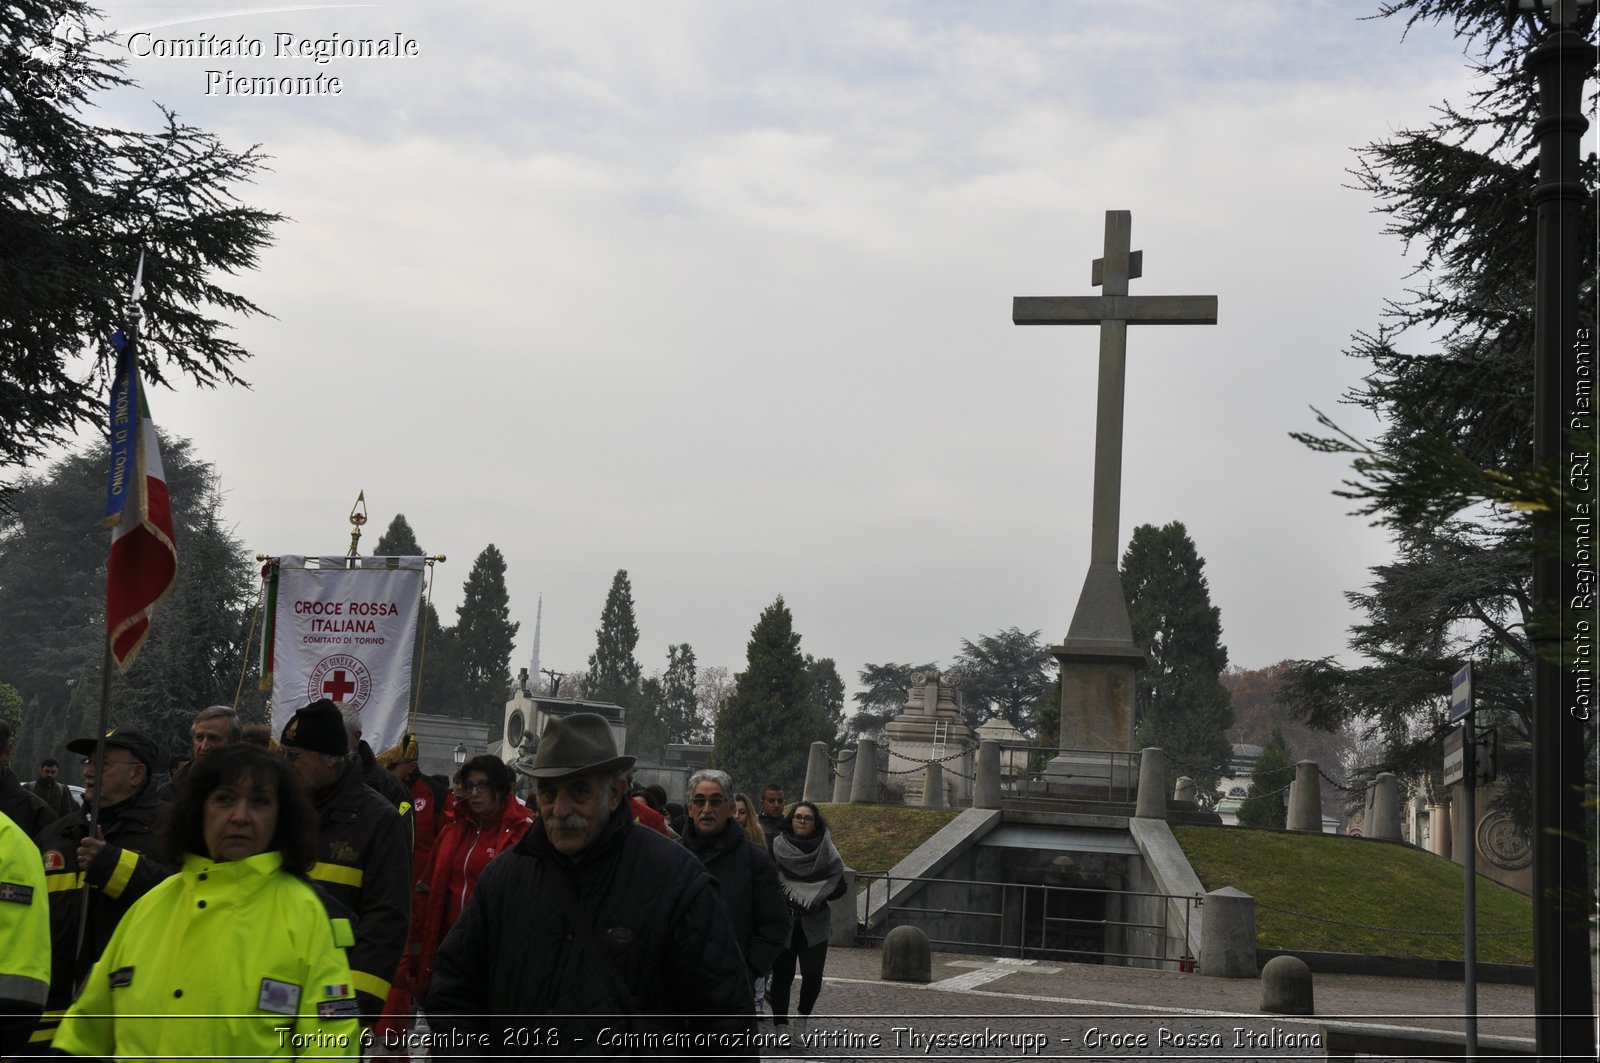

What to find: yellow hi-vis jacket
left=53, top=850, right=360, bottom=1059
left=0, top=810, right=49, bottom=1010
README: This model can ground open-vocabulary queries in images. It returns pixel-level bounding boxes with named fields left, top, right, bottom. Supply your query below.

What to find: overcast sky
left=70, top=1, right=1481, bottom=707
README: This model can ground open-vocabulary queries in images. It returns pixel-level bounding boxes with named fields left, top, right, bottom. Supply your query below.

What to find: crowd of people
left=0, top=705, right=850, bottom=1059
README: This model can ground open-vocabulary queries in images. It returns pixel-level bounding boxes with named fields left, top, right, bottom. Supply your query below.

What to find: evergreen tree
left=372, top=513, right=444, bottom=712
left=849, top=662, right=936, bottom=742
left=586, top=569, right=642, bottom=709
left=1236, top=728, right=1295, bottom=829
left=1122, top=521, right=1235, bottom=807
left=951, top=628, right=1056, bottom=735
left=0, top=436, right=254, bottom=765
left=713, top=597, right=826, bottom=794
left=2, top=0, right=282, bottom=495
left=1283, top=1, right=1596, bottom=789
left=373, top=514, right=422, bottom=556
left=455, top=545, right=518, bottom=725
left=627, top=643, right=700, bottom=761
left=803, top=655, right=846, bottom=745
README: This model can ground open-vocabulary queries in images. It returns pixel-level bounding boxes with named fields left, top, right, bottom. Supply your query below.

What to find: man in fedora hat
left=31, top=728, right=173, bottom=1051
left=425, top=713, right=755, bottom=1053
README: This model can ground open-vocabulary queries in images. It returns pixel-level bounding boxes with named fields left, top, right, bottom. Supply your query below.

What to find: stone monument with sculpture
left=883, top=670, right=973, bottom=806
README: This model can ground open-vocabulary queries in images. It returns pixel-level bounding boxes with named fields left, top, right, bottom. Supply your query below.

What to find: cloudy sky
left=72, top=1, right=1477, bottom=706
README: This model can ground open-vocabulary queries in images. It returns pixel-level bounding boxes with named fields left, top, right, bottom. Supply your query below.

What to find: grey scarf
left=770, top=830, right=843, bottom=909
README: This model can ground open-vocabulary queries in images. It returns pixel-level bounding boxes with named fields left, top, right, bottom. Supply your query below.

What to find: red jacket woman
left=413, top=755, right=534, bottom=994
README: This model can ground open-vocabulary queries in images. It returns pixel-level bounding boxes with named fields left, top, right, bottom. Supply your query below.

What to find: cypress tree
left=586, top=569, right=642, bottom=709
left=713, top=597, right=826, bottom=794
left=455, top=545, right=518, bottom=724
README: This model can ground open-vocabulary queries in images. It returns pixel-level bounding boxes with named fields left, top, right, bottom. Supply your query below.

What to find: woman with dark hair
left=54, top=744, right=359, bottom=1058
left=412, top=753, right=534, bottom=995
left=767, top=800, right=845, bottom=1034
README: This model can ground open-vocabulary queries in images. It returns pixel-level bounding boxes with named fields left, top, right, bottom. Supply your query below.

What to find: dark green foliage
left=1122, top=522, right=1234, bottom=805
left=849, top=662, right=936, bottom=742
left=628, top=643, right=700, bottom=761
left=585, top=569, right=641, bottom=709
left=455, top=545, right=518, bottom=725
left=713, top=596, right=828, bottom=794
left=415, top=606, right=467, bottom=718
left=0, top=682, right=21, bottom=729
left=0, top=436, right=254, bottom=771
left=1, top=0, right=282, bottom=496
left=804, top=654, right=846, bottom=746
left=373, top=514, right=422, bottom=556
left=1282, top=1, right=1596, bottom=789
left=1236, top=728, right=1296, bottom=830
left=950, top=628, right=1056, bottom=736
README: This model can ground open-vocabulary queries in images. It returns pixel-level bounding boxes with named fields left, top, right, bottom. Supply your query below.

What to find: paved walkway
left=754, top=945, right=1541, bottom=1060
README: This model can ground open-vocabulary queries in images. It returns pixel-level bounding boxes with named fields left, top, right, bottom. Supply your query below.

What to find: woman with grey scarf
left=767, top=800, right=845, bottom=1034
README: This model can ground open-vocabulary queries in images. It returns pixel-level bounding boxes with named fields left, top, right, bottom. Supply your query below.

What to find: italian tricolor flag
left=104, top=330, right=177, bottom=671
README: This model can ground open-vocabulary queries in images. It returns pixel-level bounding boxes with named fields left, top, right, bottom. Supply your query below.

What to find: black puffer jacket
left=35, top=783, right=173, bottom=1010
left=680, top=820, right=790, bottom=980
left=426, top=796, right=756, bottom=1057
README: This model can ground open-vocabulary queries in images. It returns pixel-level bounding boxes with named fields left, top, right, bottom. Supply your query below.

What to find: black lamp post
left=1511, top=1, right=1596, bottom=1057
left=453, top=742, right=467, bottom=767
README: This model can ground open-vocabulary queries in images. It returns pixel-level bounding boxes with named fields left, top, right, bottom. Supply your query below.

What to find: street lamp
left=1508, top=1, right=1596, bottom=1057
left=453, top=742, right=467, bottom=767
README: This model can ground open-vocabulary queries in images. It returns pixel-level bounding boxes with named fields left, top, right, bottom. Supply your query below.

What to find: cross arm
left=1012, top=295, right=1218, bottom=326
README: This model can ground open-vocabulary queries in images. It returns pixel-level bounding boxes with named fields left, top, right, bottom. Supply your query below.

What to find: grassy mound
left=815, top=803, right=960, bottom=874
left=1173, top=824, right=1534, bottom=965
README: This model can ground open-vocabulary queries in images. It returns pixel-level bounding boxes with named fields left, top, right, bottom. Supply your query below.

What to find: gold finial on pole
left=348, top=490, right=367, bottom=559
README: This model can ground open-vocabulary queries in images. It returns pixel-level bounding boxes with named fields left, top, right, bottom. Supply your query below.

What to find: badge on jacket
left=109, top=967, right=134, bottom=989
left=43, top=850, right=65, bottom=872
left=259, top=978, right=302, bottom=1015
left=0, top=882, right=34, bottom=904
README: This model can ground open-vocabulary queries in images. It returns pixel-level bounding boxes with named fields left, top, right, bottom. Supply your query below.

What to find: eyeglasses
left=463, top=781, right=494, bottom=793
left=792, top=814, right=816, bottom=823
left=83, top=758, right=140, bottom=769
left=689, top=795, right=727, bottom=808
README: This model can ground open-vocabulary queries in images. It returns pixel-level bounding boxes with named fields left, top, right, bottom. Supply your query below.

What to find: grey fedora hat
left=529, top=713, right=635, bottom=780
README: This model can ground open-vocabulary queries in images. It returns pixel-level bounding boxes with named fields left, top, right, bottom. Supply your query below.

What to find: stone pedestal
left=1369, top=773, right=1401, bottom=840
left=884, top=671, right=972, bottom=806
left=849, top=739, right=880, bottom=804
left=1429, top=802, right=1451, bottom=859
left=974, top=740, right=1003, bottom=809
left=802, top=741, right=830, bottom=803
left=1134, top=747, right=1166, bottom=819
left=1200, top=886, right=1257, bottom=978
left=1173, top=776, right=1196, bottom=804
left=831, top=748, right=856, bottom=804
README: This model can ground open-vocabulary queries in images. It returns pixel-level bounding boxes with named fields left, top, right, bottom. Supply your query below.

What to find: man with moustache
left=425, top=713, right=754, bottom=1055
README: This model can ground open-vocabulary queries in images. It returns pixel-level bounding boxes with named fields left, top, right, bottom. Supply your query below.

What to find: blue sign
left=1449, top=663, right=1473, bottom=722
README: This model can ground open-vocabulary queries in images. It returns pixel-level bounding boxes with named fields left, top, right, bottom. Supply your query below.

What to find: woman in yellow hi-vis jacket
left=54, top=745, right=361, bottom=1059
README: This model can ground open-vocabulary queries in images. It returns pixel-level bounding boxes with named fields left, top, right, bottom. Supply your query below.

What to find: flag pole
left=77, top=251, right=147, bottom=965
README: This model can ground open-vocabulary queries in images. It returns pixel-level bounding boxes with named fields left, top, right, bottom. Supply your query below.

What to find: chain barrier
left=878, top=744, right=980, bottom=775
left=1318, top=766, right=1361, bottom=793
left=1253, top=899, right=1532, bottom=937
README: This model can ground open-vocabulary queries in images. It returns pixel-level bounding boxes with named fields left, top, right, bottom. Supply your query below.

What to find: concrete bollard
left=832, top=748, right=856, bottom=804
left=802, top=741, right=830, bottom=803
left=1369, top=773, right=1402, bottom=840
left=1259, top=955, right=1314, bottom=1014
left=1173, top=776, right=1196, bottom=805
left=1134, top=747, right=1167, bottom=819
left=922, top=763, right=946, bottom=808
left=1199, top=887, right=1258, bottom=978
left=1429, top=802, right=1451, bottom=859
left=974, top=740, right=1003, bottom=809
left=881, top=925, right=932, bottom=983
left=1286, top=760, right=1322, bottom=832
left=849, top=739, right=879, bottom=804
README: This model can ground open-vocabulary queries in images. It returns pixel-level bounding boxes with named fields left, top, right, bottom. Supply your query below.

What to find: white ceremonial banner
left=269, top=555, right=425, bottom=755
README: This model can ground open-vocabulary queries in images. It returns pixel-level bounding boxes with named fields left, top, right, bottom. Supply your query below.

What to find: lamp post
left=453, top=742, right=467, bottom=767
left=1511, top=1, right=1596, bottom=1057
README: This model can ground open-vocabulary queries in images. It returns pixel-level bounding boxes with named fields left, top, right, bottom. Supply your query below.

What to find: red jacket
left=405, top=771, right=448, bottom=887
left=414, top=796, right=534, bottom=993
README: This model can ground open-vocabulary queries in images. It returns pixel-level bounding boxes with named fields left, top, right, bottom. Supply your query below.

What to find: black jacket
left=21, top=776, right=76, bottom=822
left=680, top=820, right=790, bottom=979
left=308, top=758, right=412, bottom=1020
left=35, top=782, right=173, bottom=1010
left=426, top=796, right=756, bottom=1057
left=0, top=767, right=54, bottom=841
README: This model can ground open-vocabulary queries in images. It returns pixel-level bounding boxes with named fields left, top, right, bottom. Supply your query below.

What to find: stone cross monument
left=1013, top=210, right=1217, bottom=789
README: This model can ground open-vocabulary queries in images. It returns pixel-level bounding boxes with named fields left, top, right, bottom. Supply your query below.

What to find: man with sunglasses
left=680, top=769, right=791, bottom=1016
left=30, top=728, right=173, bottom=1053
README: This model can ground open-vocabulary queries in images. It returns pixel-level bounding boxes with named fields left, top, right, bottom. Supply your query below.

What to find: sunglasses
left=689, top=795, right=727, bottom=808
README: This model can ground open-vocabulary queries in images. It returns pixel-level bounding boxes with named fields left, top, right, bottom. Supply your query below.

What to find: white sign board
left=1443, top=725, right=1465, bottom=786
left=1449, top=663, right=1473, bottom=722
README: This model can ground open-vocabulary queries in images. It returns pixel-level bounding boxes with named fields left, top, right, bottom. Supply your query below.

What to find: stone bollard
left=881, top=925, right=932, bottom=983
left=1134, top=747, right=1167, bottom=819
left=1173, top=776, right=1196, bottom=805
left=1199, top=887, right=1258, bottom=978
left=922, top=763, right=946, bottom=808
left=849, top=739, right=879, bottom=804
left=974, top=740, right=1003, bottom=809
left=1369, top=773, right=1402, bottom=840
left=1429, top=802, right=1451, bottom=859
left=802, top=741, right=830, bottom=803
left=832, top=748, right=856, bottom=804
left=1286, top=760, right=1322, bottom=832
left=1259, top=955, right=1314, bottom=1015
